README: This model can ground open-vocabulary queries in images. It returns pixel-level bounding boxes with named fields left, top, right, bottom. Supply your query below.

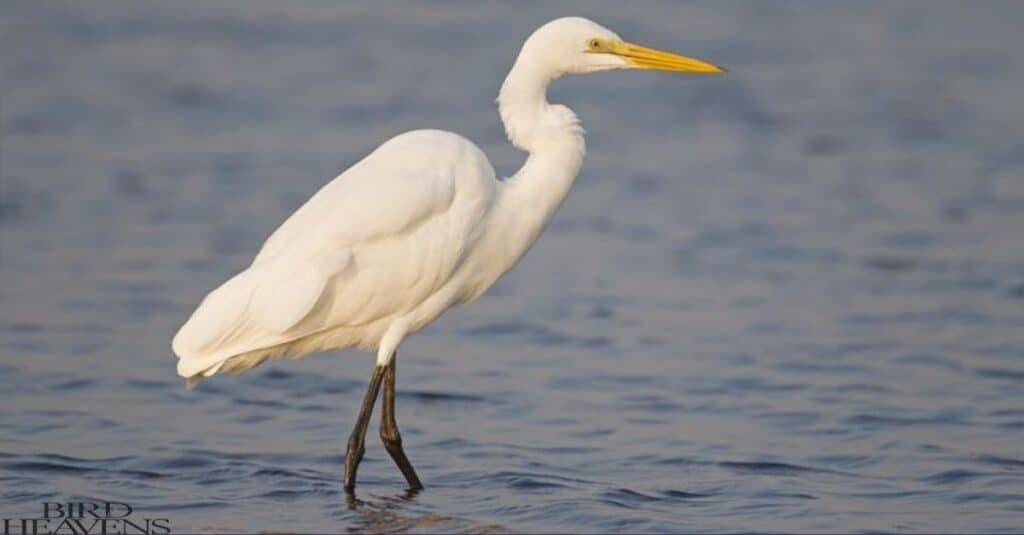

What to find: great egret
left=173, top=16, right=724, bottom=492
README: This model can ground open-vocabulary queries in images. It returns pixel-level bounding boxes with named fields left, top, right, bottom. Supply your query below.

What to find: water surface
left=2, top=1, right=1024, bottom=532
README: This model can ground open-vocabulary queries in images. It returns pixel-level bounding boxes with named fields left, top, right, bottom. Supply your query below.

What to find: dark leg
left=380, top=354, right=423, bottom=490
left=344, top=364, right=386, bottom=492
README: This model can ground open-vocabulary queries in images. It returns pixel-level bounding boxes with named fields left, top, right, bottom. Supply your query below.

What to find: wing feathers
left=173, top=130, right=496, bottom=379
left=251, top=249, right=352, bottom=333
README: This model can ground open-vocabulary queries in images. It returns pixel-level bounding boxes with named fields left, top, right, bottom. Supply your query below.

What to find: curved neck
left=495, top=56, right=586, bottom=250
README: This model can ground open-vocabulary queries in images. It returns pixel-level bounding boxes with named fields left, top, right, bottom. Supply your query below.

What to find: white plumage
left=173, top=130, right=499, bottom=380
left=172, top=16, right=723, bottom=385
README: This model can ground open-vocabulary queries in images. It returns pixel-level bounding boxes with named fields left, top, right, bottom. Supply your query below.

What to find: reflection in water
left=341, top=490, right=510, bottom=534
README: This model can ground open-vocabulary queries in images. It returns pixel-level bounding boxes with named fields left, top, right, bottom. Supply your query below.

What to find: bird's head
left=518, top=17, right=725, bottom=78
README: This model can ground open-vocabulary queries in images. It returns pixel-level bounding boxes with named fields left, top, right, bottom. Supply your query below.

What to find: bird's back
left=173, top=129, right=498, bottom=380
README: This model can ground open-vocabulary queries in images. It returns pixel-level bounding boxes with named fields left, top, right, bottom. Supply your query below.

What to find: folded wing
left=173, top=130, right=495, bottom=377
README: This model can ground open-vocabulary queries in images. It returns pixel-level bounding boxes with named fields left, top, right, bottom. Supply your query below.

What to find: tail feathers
left=173, top=268, right=269, bottom=385
left=178, top=345, right=285, bottom=388
left=173, top=249, right=353, bottom=376
left=183, top=359, right=224, bottom=390
left=173, top=248, right=354, bottom=388
left=176, top=353, right=227, bottom=381
left=171, top=264, right=310, bottom=379
left=172, top=270, right=258, bottom=360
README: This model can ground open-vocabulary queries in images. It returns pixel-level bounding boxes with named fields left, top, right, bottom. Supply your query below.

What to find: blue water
left=2, top=1, right=1024, bottom=532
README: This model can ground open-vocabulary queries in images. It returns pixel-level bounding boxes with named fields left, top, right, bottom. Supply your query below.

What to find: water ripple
left=3, top=2, right=1024, bottom=533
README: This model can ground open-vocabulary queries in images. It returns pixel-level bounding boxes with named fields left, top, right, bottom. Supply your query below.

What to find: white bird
left=172, top=16, right=723, bottom=492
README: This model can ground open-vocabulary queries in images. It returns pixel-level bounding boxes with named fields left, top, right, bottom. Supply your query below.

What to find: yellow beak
left=612, top=41, right=725, bottom=74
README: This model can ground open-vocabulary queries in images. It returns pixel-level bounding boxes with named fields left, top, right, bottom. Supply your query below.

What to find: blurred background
left=2, top=1, right=1023, bottom=532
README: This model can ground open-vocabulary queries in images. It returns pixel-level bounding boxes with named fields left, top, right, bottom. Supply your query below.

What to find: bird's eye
left=588, top=38, right=602, bottom=51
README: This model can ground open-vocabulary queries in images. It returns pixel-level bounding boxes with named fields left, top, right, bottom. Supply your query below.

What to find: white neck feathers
left=490, top=49, right=587, bottom=259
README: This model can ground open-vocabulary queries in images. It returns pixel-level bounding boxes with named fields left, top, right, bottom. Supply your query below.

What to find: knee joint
left=380, top=427, right=402, bottom=447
